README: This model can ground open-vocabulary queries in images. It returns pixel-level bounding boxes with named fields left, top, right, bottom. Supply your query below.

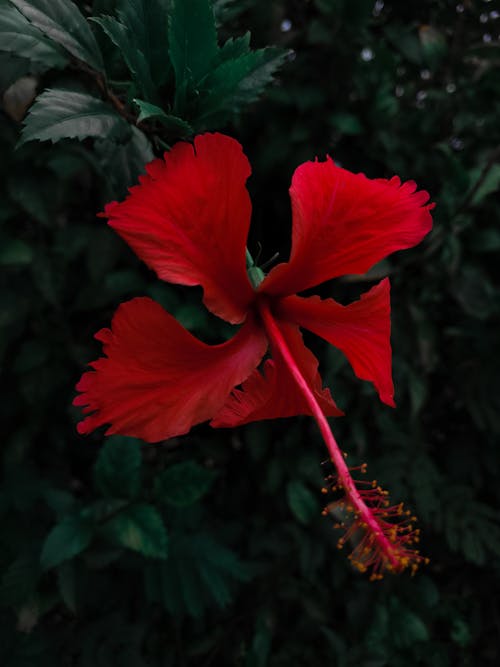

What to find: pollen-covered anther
left=322, top=460, right=428, bottom=579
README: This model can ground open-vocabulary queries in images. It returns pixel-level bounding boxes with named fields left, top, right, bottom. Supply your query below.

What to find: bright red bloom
left=75, top=133, right=433, bottom=577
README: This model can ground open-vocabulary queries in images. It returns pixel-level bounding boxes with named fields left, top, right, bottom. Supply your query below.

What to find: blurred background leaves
left=1, top=0, right=500, bottom=664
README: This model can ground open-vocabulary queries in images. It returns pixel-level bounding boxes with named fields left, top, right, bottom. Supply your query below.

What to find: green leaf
left=452, top=264, right=497, bottom=320
left=116, top=0, right=170, bottom=87
left=91, top=15, right=155, bottom=101
left=198, top=48, right=288, bottom=126
left=286, top=480, right=318, bottom=524
left=146, top=532, right=252, bottom=617
left=218, top=32, right=251, bottom=61
left=212, top=0, right=245, bottom=27
left=392, top=606, right=430, bottom=647
left=384, top=24, right=422, bottom=64
left=471, top=228, right=500, bottom=253
left=103, top=503, right=168, bottom=559
left=0, top=238, right=33, bottom=266
left=9, top=0, right=103, bottom=71
left=154, top=461, right=215, bottom=508
left=56, top=561, right=77, bottom=613
left=94, top=436, right=142, bottom=499
left=408, top=369, right=427, bottom=417
left=41, top=514, right=94, bottom=569
left=0, top=552, right=40, bottom=606
left=7, top=170, right=53, bottom=223
left=41, top=486, right=75, bottom=517
left=245, top=613, right=273, bottom=667
left=187, top=534, right=252, bottom=608
left=20, top=88, right=130, bottom=145
left=102, top=268, right=145, bottom=297
left=450, top=618, right=472, bottom=648
left=0, top=4, right=67, bottom=68
left=330, top=111, right=363, bottom=135
left=85, top=226, right=121, bottom=281
left=0, top=51, right=31, bottom=93
left=440, top=487, right=500, bottom=565
left=94, top=126, right=153, bottom=199
left=133, top=98, right=192, bottom=136
left=169, top=0, right=218, bottom=98
left=470, top=164, right=500, bottom=205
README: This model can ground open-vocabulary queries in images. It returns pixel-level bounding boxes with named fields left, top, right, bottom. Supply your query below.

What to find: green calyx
left=246, top=248, right=265, bottom=289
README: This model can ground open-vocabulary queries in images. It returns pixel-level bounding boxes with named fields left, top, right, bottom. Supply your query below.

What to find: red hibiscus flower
left=74, top=133, right=433, bottom=578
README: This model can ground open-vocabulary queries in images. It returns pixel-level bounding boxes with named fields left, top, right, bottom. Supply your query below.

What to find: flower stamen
left=322, top=460, right=428, bottom=579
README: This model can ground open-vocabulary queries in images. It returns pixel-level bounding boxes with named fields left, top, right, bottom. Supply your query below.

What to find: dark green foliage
left=19, top=88, right=131, bottom=144
left=4, top=0, right=288, bottom=152
left=103, top=503, right=168, bottom=558
left=168, top=0, right=218, bottom=90
left=133, top=98, right=193, bottom=136
left=0, top=552, right=41, bottom=607
left=145, top=529, right=253, bottom=617
left=198, top=45, right=288, bottom=126
left=91, top=13, right=157, bottom=101
left=0, top=3, right=67, bottom=68
left=91, top=0, right=171, bottom=102
left=1, top=0, right=500, bottom=665
left=41, top=514, right=95, bottom=569
left=115, top=0, right=171, bottom=87
left=286, top=480, right=318, bottom=524
left=94, top=436, right=142, bottom=498
left=167, top=0, right=288, bottom=125
left=9, top=0, right=104, bottom=70
left=154, top=461, right=216, bottom=507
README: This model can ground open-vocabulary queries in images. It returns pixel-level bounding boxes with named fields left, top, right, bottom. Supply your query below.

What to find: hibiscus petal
left=74, top=297, right=267, bottom=442
left=211, top=320, right=342, bottom=428
left=275, top=278, right=394, bottom=407
left=102, top=133, right=254, bottom=324
left=261, top=157, right=433, bottom=296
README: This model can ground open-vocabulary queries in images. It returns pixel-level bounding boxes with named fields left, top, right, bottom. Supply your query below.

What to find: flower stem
left=258, top=300, right=408, bottom=575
